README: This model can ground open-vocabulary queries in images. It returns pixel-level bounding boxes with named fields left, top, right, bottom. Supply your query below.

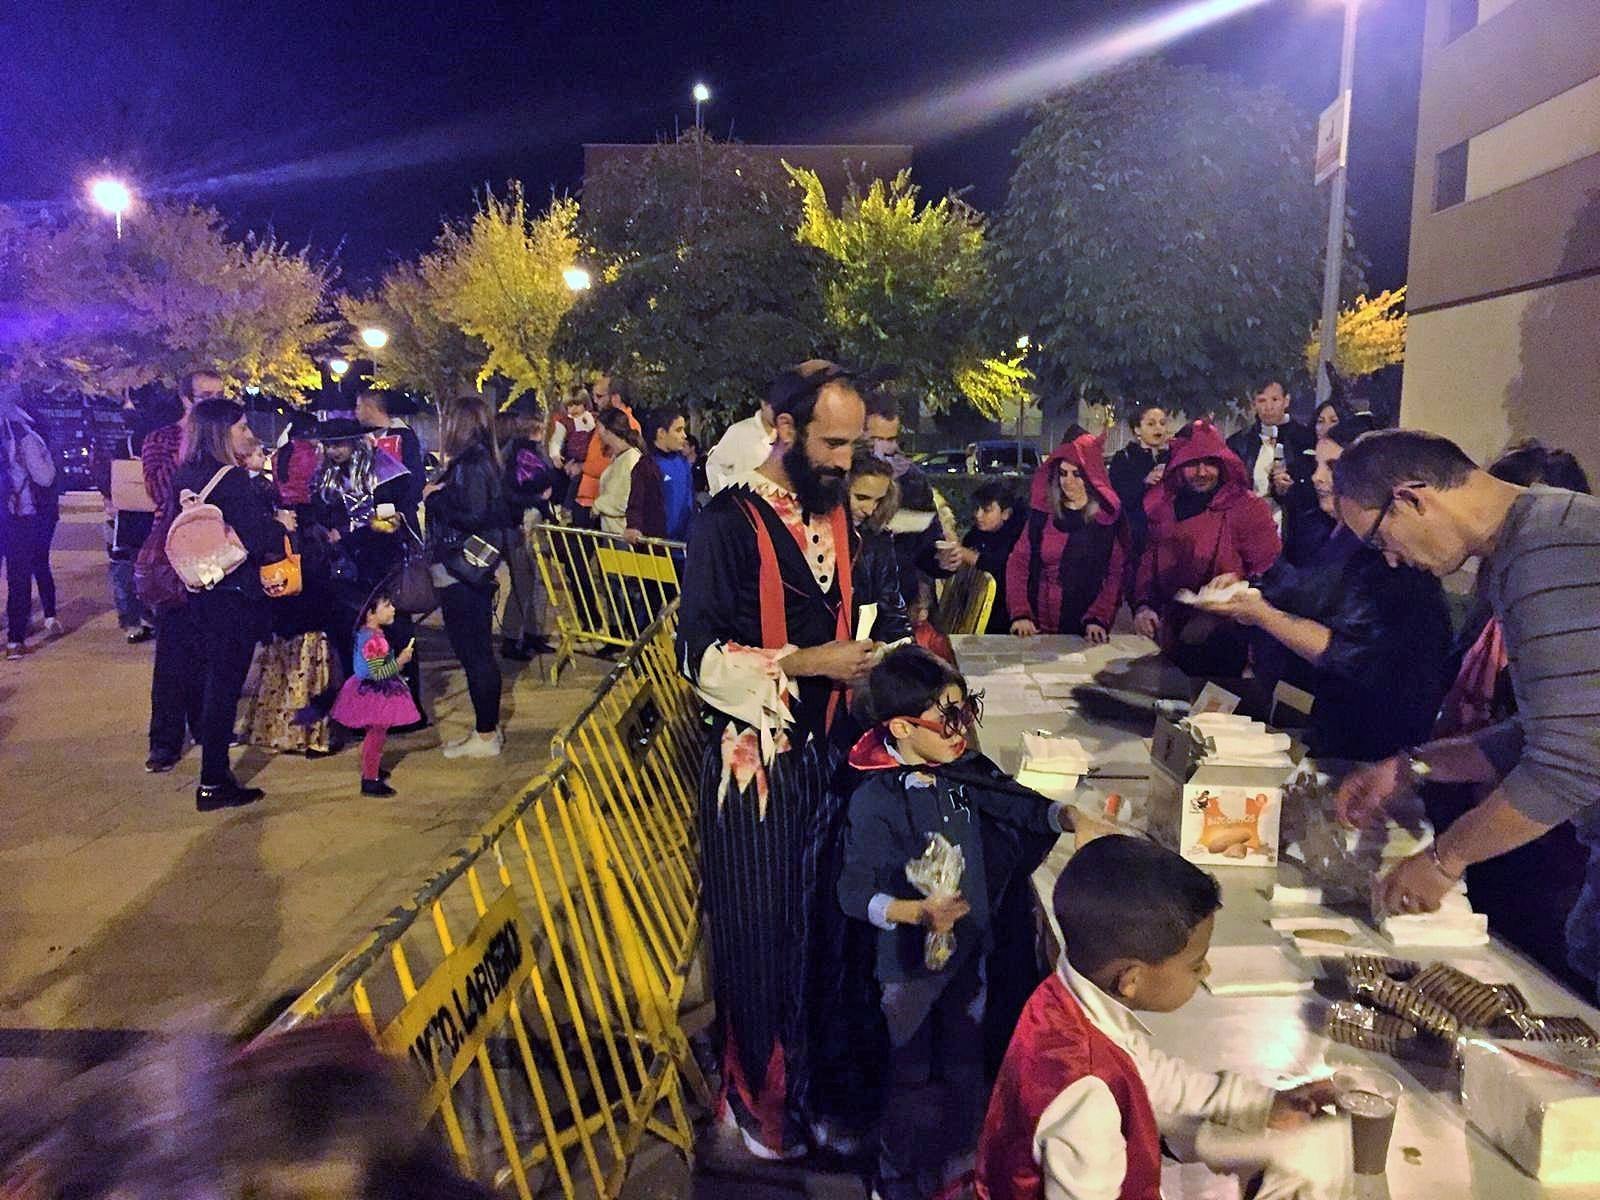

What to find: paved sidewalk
left=0, top=495, right=606, bottom=1039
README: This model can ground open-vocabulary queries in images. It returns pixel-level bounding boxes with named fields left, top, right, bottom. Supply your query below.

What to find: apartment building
left=1403, top=0, right=1600, bottom=478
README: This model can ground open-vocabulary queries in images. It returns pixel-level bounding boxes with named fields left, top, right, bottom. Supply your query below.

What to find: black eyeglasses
left=1359, top=482, right=1425, bottom=551
left=1359, top=490, right=1398, bottom=551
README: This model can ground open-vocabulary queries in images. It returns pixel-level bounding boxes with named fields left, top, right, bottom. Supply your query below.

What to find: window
left=1435, top=142, right=1469, bottom=211
left=1446, top=0, right=1478, bottom=42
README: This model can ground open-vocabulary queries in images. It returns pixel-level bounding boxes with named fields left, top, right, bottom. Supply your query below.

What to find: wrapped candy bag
left=905, top=832, right=966, bottom=971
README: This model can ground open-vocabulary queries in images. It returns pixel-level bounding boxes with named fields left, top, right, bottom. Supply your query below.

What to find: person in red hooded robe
left=1132, top=420, right=1281, bottom=676
left=1004, top=434, right=1129, bottom=644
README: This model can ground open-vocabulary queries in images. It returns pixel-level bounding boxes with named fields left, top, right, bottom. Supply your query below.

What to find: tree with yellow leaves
left=1305, top=287, right=1407, bottom=380
left=789, top=166, right=1031, bottom=420
left=340, top=262, right=487, bottom=404
left=7, top=202, right=331, bottom=397
left=423, top=183, right=580, bottom=399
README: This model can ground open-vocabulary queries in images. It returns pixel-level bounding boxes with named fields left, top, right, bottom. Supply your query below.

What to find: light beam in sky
left=839, top=0, right=1277, bottom=143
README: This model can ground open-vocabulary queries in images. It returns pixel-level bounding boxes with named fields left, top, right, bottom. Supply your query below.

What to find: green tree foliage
left=791, top=167, right=1031, bottom=420
left=4, top=203, right=332, bottom=397
left=340, top=261, right=488, bottom=404
left=554, top=134, right=826, bottom=428
left=421, top=184, right=580, bottom=399
left=991, top=61, right=1365, bottom=416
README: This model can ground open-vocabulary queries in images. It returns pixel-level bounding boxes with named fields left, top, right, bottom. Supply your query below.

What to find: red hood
left=849, top=725, right=904, bottom=771
left=1146, top=420, right=1252, bottom=519
left=1027, top=434, right=1121, bottom=525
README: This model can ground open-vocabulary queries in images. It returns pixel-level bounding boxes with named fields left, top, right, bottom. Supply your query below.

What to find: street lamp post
left=359, top=327, right=389, bottom=387
left=1316, top=0, right=1360, bottom=405
left=88, top=177, right=133, bottom=239
left=692, top=82, right=710, bottom=133
left=691, top=82, right=711, bottom=212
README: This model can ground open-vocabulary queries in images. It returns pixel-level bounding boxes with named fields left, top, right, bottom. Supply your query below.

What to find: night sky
left=0, top=1, right=1424, bottom=292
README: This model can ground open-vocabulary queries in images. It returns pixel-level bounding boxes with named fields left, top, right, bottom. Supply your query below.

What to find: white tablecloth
left=954, top=632, right=1600, bottom=1199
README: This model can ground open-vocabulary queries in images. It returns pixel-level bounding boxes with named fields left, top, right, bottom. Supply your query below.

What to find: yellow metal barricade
left=530, top=524, right=684, bottom=681
left=935, top=565, right=998, bottom=636
left=261, top=605, right=704, bottom=1199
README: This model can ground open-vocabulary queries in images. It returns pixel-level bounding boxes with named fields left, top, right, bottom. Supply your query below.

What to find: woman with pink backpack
left=169, top=399, right=296, bottom=811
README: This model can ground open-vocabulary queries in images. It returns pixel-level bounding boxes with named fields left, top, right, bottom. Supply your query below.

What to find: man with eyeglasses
left=1332, top=429, right=1600, bottom=999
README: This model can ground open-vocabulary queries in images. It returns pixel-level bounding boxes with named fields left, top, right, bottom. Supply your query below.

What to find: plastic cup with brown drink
left=1333, top=1066, right=1402, bottom=1175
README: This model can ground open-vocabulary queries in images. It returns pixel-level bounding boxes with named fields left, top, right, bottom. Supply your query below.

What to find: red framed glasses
left=901, top=691, right=984, bottom=739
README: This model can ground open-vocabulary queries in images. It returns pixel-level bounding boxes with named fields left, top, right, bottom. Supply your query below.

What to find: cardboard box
left=1147, top=718, right=1288, bottom=865
left=1461, top=1039, right=1600, bottom=1183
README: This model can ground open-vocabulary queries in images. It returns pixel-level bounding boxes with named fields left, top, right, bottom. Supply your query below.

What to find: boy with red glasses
left=839, top=646, right=1072, bottom=1200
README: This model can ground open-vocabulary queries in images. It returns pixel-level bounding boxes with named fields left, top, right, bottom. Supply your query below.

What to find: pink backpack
left=165, top=466, right=249, bottom=590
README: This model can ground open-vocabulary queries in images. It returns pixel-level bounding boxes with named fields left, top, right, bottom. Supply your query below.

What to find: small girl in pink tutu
left=331, top=587, right=420, bottom=796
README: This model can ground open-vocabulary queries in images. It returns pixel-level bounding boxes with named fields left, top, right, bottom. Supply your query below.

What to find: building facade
left=1403, top=0, right=1600, bottom=478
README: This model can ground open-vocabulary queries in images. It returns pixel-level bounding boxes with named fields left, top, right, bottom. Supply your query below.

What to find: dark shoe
left=195, top=781, right=264, bottom=812
left=145, top=754, right=180, bottom=774
left=361, top=778, right=397, bottom=797
left=500, top=638, right=534, bottom=661
left=522, top=634, right=556, bottom=655
left=127, top=625, right=156, bottom=644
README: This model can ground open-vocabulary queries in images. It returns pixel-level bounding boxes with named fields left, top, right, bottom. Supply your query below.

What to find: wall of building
left=1403, top=0, right=1600, bottom=477
left=1404, top=272, right=1600, bottom=476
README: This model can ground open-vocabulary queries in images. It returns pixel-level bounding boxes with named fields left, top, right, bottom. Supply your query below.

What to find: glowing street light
left=88, top=176, right=133, bottom=238
left=563, top=265, right=593, bottom=292
left=328, top=358, right=350, bottom=379
left=1016, top=334, right=1031, bottom=351
left=359, top=326, right=390, bottom=351
left=692, top=81, right=711, bottom=132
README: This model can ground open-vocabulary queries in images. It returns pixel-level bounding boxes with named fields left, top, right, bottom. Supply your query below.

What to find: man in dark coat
left=678, top=360, right=909, bottom=1161
left=1226, top=380, right=1328, bottom=566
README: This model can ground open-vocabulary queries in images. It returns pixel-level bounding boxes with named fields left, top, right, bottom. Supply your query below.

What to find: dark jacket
left=838, top=727, right=1065, bottom=983
left=1226, top=418, right=1330, bottom=567
left=426, top=440, right=510, bottom=567
left=1005, top=436, right=1129, bottom=635
left=1256, top=524, right=1452, bottom=761
left=627, top=450, right=693, bottom=542
left=171, top=461, right=284, bottom=597
left=1107, top=441, right=1168, bottom=557
left=961, top=509, right=1026, bottom=635
left=502, top=437, right=558, bottom=519
left=678, top=486, right=910, bottom=745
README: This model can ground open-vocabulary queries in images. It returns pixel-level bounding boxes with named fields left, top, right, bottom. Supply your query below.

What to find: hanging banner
left=1315, top=91, right=1351, bottom=185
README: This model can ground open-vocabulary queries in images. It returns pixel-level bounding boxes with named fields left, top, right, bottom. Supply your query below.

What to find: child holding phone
left=331, top=586, right=419, bottom=796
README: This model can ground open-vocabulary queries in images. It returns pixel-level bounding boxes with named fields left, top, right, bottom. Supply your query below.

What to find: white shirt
left=1033, top=959, right=1275, bottom=1200
left=593, top=445, right=641, bottom=533
left=706, top=412, right=775, bottom=495
left=1252, top=422, right=1288, bottom=535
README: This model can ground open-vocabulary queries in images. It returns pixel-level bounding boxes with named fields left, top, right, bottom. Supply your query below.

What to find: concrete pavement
left=0, top=494, right=606, bottom=1039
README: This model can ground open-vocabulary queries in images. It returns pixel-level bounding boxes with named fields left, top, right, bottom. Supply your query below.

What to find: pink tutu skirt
left=331, top=675, right=420, bottom=730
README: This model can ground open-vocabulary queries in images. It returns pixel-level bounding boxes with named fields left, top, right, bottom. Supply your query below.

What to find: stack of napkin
left=1184, top=713, right=1294, bottom=768
left=1020, top=732, right=1094, bottom=777
left=1380, top=881, right=1490, bottom=947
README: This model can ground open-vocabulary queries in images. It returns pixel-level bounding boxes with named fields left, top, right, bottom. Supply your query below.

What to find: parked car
left=915, top=448, right=972, bottom=476
left=914, top=441, right=1042, bottom=478
left=971, top=440, right=1040, bottom=477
